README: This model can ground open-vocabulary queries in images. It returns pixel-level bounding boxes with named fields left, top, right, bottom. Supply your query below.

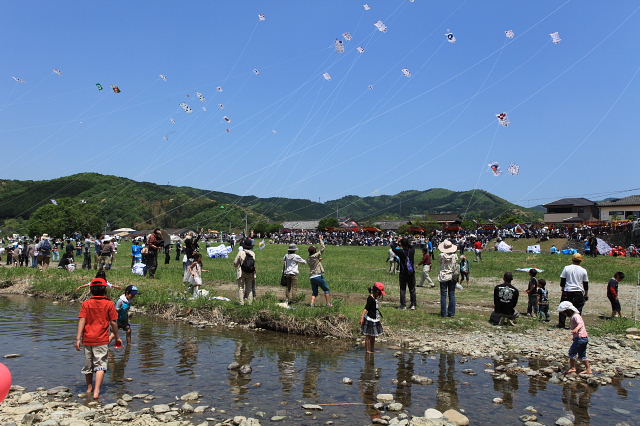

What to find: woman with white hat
left=282, top=244, right=306, bottom=305
left=438, top=239, right=459, bottom=317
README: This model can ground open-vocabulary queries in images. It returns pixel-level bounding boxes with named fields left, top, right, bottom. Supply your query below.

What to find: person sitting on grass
left=490, top=272, right=519, bottom=326
left=607, top=272, right=625, bottom=318
left=361, top=282, right=386, bottom=354
left=557, top=301, right=592, bottom=374
left=116, top=285, right=140, bottom=345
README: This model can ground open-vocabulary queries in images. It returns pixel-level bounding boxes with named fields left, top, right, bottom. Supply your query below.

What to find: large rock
left=46, top=386, right=70, bottom=395
left=180, top=391, right=201, bottom=401
left=388, top=402, right=403, bottom=411
left=4, top=403, right=45, bottom=415
left=424, top=409, right=444, bottom=419
left=625, top=327, right=639, bottom=335
left=18, top=393, right=34, bottom=404
left=555, top=417, right=574, bottom=426
left=376, top=394, right=395, bottom=403
left=443, top=409, right=469, bottom=426
left=152, top=404, right=171, bottom=414
left=410, top=417, right=447, bottom=426
left=239, top=418, right=261, bottom=426
left=410, top=375, right=433, bottom=385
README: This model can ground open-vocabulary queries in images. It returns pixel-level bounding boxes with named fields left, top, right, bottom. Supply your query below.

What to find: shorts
left=118, top=320, right=131, bottom=331
left=568, top=337, right=589, bottom=361
left=81, top=345, right=109, bottom=374
left=310, top=275, right=330, bottom=296
left=609, top=297, right=621, bottom=312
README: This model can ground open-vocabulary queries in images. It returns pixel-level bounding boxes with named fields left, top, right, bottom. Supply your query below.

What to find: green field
left=1, top=238, right=638, bottom=337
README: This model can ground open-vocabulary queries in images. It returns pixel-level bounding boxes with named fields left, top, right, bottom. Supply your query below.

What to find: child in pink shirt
left=557, top=301, right=592, bottom=374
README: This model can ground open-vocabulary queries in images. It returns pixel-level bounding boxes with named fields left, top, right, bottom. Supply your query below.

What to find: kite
left=408, top=0, right=415, bottom=2
left=322, top=72, right=333, bottom=81
left=445, top=31, right=456, bottom=43
left=368, top=84, right=374, bottom=90
left=179, top=103, right=193, bottom=114
left=163, top=135, right=169, bottom=142
left=11, top=76, right=26, bottom=83
left=343, top=32, right=353, bottom=41
left=225, top=128, right=232, bottom=133
left=258, top=240, right=266, bottom=250
left=374, top=20, right=388, bottom=33
left=401, top=68, right=412, bottom=78
left=111, top=85, right=121, bottom=93
left=271, top=129, right=278, bottom=134
left=488, top=162, right=501, bottom=176
left=223, top=116, right=232, bottom=123
left=50, top=199, right=58, bottom=205
left=505, top=30, right=515, bottom=39
left=252, top=68, right=261, bottom=75
left=508, top=163, right=520, bottom=175
left=196, top=91, right=206, bottom=102
left=202, top=106, right=207, bottom=112
left=159, top=74, right=168, bottom=81
left=356, top=46, right=365, bottom=54
left=169, top=118, right=176, bottom=125
left=52, top=68, right=62, bottom=76
left=216, top=86, right=223, bottom=92
left=335, top=39, right=345, bottom=53
left=258, top=13, right=266, bottom=22
left=218, top=103, right=224, bottom=110
left=96, top=83, right=104, bottom=91
left=363, top=3, right=371, bottom=11
left=496, top=112, right=510, bottom=127
left=549, top=32, right=561, bottom=44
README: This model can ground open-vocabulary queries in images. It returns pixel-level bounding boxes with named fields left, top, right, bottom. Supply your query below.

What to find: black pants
left=147, top=252, right=158, bottom=278
left=399, top=272, right=416, bottom=308
left=558, top=291, right=585, bottom=327
left=82, top=252, right=91, bottom=269
left=175, top=248, right=181, bottom=261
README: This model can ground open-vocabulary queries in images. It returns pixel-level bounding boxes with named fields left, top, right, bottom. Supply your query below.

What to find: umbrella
left=112, top=228, right=136, bottom=233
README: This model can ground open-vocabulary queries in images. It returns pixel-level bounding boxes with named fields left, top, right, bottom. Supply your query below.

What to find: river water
left=0, top=295, right=636, bottom=426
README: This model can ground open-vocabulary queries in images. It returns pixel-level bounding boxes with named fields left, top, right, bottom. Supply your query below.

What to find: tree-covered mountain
left=0, top=173, right=540, bottom=235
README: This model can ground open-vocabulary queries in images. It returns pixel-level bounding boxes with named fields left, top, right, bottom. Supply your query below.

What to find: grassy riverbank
left=0, top=239, right=638, bottom=338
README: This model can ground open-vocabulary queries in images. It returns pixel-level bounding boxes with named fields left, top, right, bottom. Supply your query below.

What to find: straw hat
left=438, top=239, right=457, bottom=254
left=41, top=234, right=49, bottom=239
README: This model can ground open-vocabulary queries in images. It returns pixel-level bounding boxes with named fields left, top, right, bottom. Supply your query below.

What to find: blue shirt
left=131, top=244, right=143, bottom=260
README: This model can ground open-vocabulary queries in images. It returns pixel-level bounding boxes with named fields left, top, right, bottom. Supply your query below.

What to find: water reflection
left=176, top=336, right=199, bottom=376
left=562, top=383, right=594, bottom=426
left=360, top=355, right=379, bottom=417
left=436, top=353, right=459, bottom=412
left=277, top=349, right=296, bottom=394
left=394, top=352, right=414, bottom=407
left=229, top=341, right=254, bottom=396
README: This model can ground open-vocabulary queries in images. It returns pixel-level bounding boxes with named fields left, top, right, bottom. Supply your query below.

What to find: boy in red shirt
left=75, top=278, right=121, bottom=399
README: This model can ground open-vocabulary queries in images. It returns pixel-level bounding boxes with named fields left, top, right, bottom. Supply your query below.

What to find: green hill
left=0, top=173, right=540, bottom=236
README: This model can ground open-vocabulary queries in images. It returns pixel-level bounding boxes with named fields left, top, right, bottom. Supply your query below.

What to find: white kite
left=50, top=199, right=58, bottom=205
left=159, top=74, right=168, bottom=81
left=363, top=3, right=371, bottom=11
left=488, top=162, right=501, bottom=176
left=356, top=46, right=365, bottom=54
left=549, top=32, right=561, bottom=44
left=196, top=91, right=206, bottom=102
left=401, top=68, right=412, bottom=78
left=343, top=32, right=353, bottom=41
left=202, top=106, right=207, bottom=112
left=225, top=128, right=232, bottom=133
left=180, top=103, right=193, bottom=114
left=52, top=68, right=62, bottom=76
left=258, top=13, right=266, bottom=22
left=496, top=112, right=510, bottom=127
left=445, top=31, right=456, bottom=43
left=505, top=30, right=515, bottom=39
left=216, top=86, right=223, bottom=92
left=223, top=116, right=232, bottom=123
left=252, top=68, right=261, bottom=75
left=271, top=129, right=278, bottom=134
left=374, top=20, right=388, bottom=33
left=218, top=103, right=224, bottom=110
left=169, top=118, right=176, bottom=125
left=11, top=76, right=26, bottom=83
left=163, top=135, right=169, bottom=142
left=368, top=84, right=374, bottom=90
left=322, top=72, right=333, bottom=81
left=335, top=39, right=345, bottom=53
left=508, top=163, right=520, bottom=175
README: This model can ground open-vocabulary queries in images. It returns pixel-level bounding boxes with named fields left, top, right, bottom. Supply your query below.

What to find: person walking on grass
left=234, top=239, right=256, bottom=305
left=526, top=269, right=539, bottom=317
left=473, top=239, right=483, bottom=262
left=146, top=228, right=164, bottom=279
left=361, top=282, right=386, bottom=354
left=607, top=272, right=625, bottom=318
left=391, top=237, right=417, bottom=310
left=283, top=244, right=306, bottom=305
left=557, top=301, right=592, bottom=375
left=558, top=254, right=589, bottom=329
left=459, top=255, right=470, bottom=286
left=438, top=239, right=459, bottom=317
left=75, top=278, right=121, bottom=400
left=417, top=247, right=434, bottom=288
left=36, top=234, right=52, bottom=270
left=187, top=253, right=206, bottom=295
left=537, top=279, right=550, bottom=321
left=307, top=235, right=332, bottom=307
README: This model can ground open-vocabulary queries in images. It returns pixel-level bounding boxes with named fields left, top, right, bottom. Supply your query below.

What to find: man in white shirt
left=557, top=253, right=589, bottom=329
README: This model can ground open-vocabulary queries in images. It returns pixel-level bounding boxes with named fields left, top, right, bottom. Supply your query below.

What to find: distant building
left=425, top=213, right=463, bottom=225
left=282, top=220, right=320, bottom=230
left=373, top=220, right=409, bottom=231
left=543, top=198, right=598, bottom=224
left=597, top=195, right=640, bottom=221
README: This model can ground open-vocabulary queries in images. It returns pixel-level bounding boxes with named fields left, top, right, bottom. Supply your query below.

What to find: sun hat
left=572, top=253, right=584, bottom=262
left=90, top=278, right=108, bottom=287
left=557, top=301, right=579, bottom=313
left=41, top=234, right=49, bottom=239
left=438, top=239, right=458, bottom=254
left=125, top=285, right=141, bottom=295
left=373, top=282, right=387, bottom=295
left=288, top=243, right=298, bottom=251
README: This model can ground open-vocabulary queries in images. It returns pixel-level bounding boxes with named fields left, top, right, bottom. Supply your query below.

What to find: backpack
left=40, top=239, right=51, bottom=255
left=241, top=253, right=255, bottom=274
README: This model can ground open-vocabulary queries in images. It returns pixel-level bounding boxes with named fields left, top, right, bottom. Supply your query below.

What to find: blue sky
left=1, top=0, right=639, bottom=208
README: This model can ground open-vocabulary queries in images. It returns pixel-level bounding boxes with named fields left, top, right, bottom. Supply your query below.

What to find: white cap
left=557, top=301, right=579, bottom=313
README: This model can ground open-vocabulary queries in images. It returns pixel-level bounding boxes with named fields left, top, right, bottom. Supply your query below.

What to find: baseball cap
left=572, top=253, right=584, bottom=262
left=125, top=285, right=141, bottom=295
left=373, top=282, right=387, bottom=295
left=90, top=278, right=107, bottom=287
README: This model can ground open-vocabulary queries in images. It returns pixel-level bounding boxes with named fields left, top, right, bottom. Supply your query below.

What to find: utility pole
left=244, top=212, right=248, bottom=236
left=336, top=205, right=339, bottom=219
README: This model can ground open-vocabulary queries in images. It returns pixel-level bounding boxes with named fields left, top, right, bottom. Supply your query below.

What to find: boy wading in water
left=75, top=278, right=121, bottom=399
left=558, top=301, right=592, bottom=375
left=361, top=282, right=386, bottom=354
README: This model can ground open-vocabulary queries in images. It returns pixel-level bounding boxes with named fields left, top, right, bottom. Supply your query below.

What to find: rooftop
left=543, top=198, right=595, bottom=207
left=597, top=195, right=640, bottom=207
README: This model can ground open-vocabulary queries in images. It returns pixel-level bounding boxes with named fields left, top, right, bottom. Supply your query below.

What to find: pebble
left=301, top=404, right=323, bottom=410
left=152, top=404, right=171, bottom=414
left=3, top=354, right=22, bottom=359
left=410, top=375, right=433, bottom=385
left=180, top=391, right=201, bottom=401
left=555, top=417, right=574, bottom=426
left=342, top=377, right=353, bottom=385
left=443, top=409, right=469, bottom=426
left=227, top=362, right=240, bottom=370
left=387, top=402, right=403, bottom=411
left=492, top=398, right=503, bottom=404
left=423, top=408, right=444, bottom=419
left=376, top=394, right=395, bottom=403
left=271, top=416, right=286, bottom=421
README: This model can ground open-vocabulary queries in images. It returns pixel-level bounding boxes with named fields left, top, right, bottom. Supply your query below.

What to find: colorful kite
left=96, top=83, right=103, bottom=91
left=488, top=162, right=501, bottom=176
left=111, top=85, right=121, bottom=93
left=549, top=32, right=561, bottom=44
left=445, top=31, right=456, bottom=43
left=159, top=74, right=168, bottom=81
left=401, top=68, right=412, bottom=78
left=52, top=68, right=62, bottom=76
left=179, top=103, right=193, bottom=114
left=356, top=46, right=365, bottom=54
left=258, top=240, right=266, bottom=250
left=374, top=20, right=388, bottom=33
left=258, top=13, right=266, bottom=22
left=505, top=30, right=515, bottom=39
left=11, top=76, right=25, bottom=83
left=335, top=39, right=345, bottom=53
left=508, top=163, right=520, bottom=175
left=343, top=32, right=353, bottom=41
left=496, top=112, right=510, bottom=127
left=322, top=72, right=333, bottom=81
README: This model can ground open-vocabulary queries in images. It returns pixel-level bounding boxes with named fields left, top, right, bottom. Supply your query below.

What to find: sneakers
left=410, top=305, right=416, bottom=310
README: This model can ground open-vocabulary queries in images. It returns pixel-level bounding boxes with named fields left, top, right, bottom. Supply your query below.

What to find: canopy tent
left=112, top=228, right=136, bottom=233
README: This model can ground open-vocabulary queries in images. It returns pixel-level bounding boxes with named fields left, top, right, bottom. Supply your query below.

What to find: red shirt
left=474, top=241, right=483, bottom=250
left=79, top=296, right=118, bottom=346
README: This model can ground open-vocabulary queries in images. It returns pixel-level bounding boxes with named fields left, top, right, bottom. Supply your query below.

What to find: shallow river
left=0, top=295, right=636, bottom=426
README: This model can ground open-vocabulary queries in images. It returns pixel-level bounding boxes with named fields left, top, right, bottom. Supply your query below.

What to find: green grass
left=1, top=239, right=638, bottom=336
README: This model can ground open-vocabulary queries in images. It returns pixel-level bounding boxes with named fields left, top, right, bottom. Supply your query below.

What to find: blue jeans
left=440, top=280, right=456, bottom=317
left=310, top=275, right=330, bottom=296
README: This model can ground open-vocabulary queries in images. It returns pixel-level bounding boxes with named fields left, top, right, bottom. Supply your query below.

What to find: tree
left=318, top=217, right=339, bottom=230
left=0, top=218, right=28, bottom=237
left=27, top=198, right=105, bottom=238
